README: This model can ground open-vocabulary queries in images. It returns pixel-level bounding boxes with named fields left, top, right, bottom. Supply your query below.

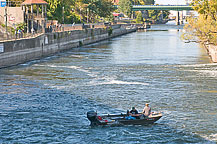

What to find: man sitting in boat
left=129, top=107, right=140, bottom=119
left=142, top=103, right=151, bottom=117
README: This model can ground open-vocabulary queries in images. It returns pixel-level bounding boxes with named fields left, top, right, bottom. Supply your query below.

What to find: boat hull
left=118, top=116, right=162, bottom=125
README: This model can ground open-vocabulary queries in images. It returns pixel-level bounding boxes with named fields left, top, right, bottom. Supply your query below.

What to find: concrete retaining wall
left=0, top=26, right=136, bottom=68
left=204, top=44, right=217, bottom=63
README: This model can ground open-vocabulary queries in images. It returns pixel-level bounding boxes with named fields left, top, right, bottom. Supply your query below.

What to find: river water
left=0, top=23, right=217, bottom=143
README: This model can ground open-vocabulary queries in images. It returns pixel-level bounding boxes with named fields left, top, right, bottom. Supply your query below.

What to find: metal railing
left=0, top=30, right=44, bottom=41
left=0, top=22, right=127, bottom=41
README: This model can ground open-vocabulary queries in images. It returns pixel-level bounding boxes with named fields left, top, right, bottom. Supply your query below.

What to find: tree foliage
left=183, top=0, right=217, bottom=45
left=136, top=12, right=143, bottom=23
left=143, top=0, right=155, bottom=5
left=148, top=10, right=169, bottom=21
left=132, top=0, right=154, bottom=5
left=9, top=0, right=114, bottom=24
left=84, top=0, right=114, bottom=21
left=46, top=0, right=114, bottom=23
left=119, top=0, right=133, bottom=17
left=46, top=0, right=75, bottom=23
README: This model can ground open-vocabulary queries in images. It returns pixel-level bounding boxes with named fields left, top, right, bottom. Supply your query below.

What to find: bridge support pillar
left=159, top=10, right=164, bottom=21
left=131, top=11, right=135, bottom=19
left=176, top=11, right=180, bottom=25
left=180, top=11, right=184, bottom=24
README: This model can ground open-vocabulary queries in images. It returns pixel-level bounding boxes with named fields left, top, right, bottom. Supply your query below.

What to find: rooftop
left=22, top=0, right=48, bottom=5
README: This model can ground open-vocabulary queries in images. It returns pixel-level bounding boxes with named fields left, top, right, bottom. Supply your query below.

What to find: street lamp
left=62, top=6, right=64, bottom=24
left=79, top=8, right=82, bottom=23
left=87, top=8, right=89, bottom=23
left=72, top=8, right=74, bottom=24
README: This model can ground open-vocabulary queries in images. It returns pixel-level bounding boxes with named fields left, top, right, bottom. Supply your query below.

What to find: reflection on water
left=0, top=24, right=216, bottom=143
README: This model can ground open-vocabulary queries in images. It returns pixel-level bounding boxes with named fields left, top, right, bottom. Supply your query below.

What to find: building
left=22, top=0, right=48, bottom=33
left=112, top=0, right=119, bottom=5
left=0, top=7, right=24, bottom=28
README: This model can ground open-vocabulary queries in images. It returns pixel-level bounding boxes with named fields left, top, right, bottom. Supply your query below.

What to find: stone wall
left=0, top=26, right=136, bottom=68
left=204, top=44, right=217, bottom=63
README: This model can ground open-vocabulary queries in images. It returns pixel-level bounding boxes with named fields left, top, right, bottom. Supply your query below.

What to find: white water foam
left=209, top=133, right=217, bottom=141
left=69, top=55, right=85, bottom=58
left=199, top=133, right=217, bottom=142
left=179, top=63, right=217, bottom=68
left=50, top=85, right=70, bottom=90
left=35, top=64, right=98, bottom=77
left=185, top=70, right=217, bottom=77
left=90, top=80, right=149, bottom=86
left=35, top=64, right=149, bottom=88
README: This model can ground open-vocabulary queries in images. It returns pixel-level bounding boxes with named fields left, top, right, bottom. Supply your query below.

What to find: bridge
left=132, top=5, right=193, bottom=11
left=114, top=5, right=193, bottom=11
left=114, top=5, right=194, bottom=25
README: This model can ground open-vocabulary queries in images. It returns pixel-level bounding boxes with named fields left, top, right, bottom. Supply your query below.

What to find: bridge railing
left=114, top=5, right=193, bottom=11
left=133, top=5, right=191, bottom=6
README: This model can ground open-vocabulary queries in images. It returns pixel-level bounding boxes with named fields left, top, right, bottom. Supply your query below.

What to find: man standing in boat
left=142, top=103, right=151, bottom=117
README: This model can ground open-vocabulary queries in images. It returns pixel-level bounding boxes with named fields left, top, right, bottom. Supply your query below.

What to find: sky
left=155, top=0, right=186, bottom=5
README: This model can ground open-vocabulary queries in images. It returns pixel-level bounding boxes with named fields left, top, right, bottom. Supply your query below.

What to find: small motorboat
left=87, top=110, right=163, bottom=126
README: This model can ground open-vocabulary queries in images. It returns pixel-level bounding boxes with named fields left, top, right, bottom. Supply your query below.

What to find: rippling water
left=0, top=23, right=217, bottom=143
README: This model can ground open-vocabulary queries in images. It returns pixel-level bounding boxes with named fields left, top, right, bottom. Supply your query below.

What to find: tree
left=183, top=0, right=217, bottom=45
left=10, top=0, right=23, bottom=6
left=84, top=0, right=114, bottom=22
left=148, top=10, right=161, bottom=21
left=132, top=0, right=154, bottom=5
left=143, top=0, right=154, bottom=5
left=119, top=0, right=133, bottom=17
left=45, top=0, right=114, bottom=24
left=136, top=12, right=143, bottom=23
left=46, top=0, right=78, bottom=23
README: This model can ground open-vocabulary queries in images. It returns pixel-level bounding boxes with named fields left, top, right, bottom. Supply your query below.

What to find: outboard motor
left=87, top=111, right=100, bottom=126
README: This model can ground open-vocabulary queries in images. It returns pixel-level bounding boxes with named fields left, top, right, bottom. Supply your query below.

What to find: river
left=0, top=23, right=217, bottom=143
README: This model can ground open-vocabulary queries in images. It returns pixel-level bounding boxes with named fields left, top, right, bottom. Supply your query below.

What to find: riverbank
left=204, top=44, right=217, bottom=63
left=0, top=24, right=136, bottom=69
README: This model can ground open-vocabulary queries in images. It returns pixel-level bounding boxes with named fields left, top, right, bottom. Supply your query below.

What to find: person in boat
left=130, top=107, right=140, bottom=119
left=142, top=103, right=151, bottom=117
